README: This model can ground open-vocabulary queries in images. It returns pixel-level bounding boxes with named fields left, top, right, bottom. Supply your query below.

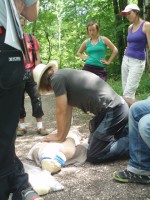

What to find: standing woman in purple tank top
left=121, top=4, right=150, bottom=106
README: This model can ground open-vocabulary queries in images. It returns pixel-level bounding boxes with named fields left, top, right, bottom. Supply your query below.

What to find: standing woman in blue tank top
left=77, top=21, right=118, bottom=81
left=121, top=4, right=150, bottom=106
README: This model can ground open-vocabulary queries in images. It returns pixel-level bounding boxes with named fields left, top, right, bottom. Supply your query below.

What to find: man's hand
left=43, top=133, right=65, bottom=143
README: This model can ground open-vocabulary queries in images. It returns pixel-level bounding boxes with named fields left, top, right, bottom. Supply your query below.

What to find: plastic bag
left=23, top=163, right=64, bottom=196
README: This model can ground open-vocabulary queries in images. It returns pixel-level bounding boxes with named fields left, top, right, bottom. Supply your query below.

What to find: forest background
left=24, top=0, right=150, bottom=100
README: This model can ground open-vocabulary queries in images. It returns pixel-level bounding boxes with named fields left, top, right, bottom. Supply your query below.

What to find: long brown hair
left=132, top=9, right=141, bottom=20
left=39, top=67, right=54, bottom=93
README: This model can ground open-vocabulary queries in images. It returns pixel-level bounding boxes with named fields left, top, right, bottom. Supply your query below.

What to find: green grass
left=108, top=69, right=150, bottom=100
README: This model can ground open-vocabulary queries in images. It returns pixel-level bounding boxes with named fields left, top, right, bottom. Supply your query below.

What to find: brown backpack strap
left=28, top=34, right=37, bottom=62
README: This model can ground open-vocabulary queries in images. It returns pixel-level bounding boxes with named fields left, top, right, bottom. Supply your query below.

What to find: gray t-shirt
left=50, top=69, right=122, bottom=116
left=0, top=0, right=37, bottom=27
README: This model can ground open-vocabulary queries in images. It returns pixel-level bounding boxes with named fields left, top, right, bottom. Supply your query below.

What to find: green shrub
left=108, top=69, right=150, bottom=100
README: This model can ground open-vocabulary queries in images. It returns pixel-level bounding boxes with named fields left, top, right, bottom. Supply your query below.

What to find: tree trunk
left=112, top=0, right=124, bottom=65
left=138, top=0, right=144, bottom=17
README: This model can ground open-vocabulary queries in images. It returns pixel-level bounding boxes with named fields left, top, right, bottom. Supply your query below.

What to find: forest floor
left=15, top=93, right=150, bottom=200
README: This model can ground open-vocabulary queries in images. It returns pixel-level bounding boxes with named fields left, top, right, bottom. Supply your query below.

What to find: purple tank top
left=125, top=21, right=147, bottom=60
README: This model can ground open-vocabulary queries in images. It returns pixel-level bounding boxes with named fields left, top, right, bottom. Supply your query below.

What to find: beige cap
left=33, top=60, right=58, bottom=90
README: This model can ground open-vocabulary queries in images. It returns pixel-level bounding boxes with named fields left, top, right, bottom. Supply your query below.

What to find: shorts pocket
left=0, top=44, right=25, bottom=89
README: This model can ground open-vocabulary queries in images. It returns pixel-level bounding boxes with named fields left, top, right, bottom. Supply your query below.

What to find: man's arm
left=43, top=94, right=73, bottom=143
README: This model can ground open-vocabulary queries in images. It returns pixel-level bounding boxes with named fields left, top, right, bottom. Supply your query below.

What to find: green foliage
left=128, top=0, right=138, bottom=4
left=136, top=70, right=150, bottom=100
left=22, top=0, right=150, bottom=100
left=24, top=0, right=120, bottom=68
left=108, top=69, right=150, bottom=100
left=107, top=76, right=122, bottom=95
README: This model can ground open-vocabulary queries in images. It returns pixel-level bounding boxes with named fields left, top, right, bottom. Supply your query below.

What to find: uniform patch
left=9, top=57, right=21, bottom=62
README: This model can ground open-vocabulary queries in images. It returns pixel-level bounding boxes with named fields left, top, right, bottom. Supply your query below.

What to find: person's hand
left=42, top=133, right=63, bottom=143
left=124, top=47, right=127, bottom=55
left=100, top=59, right=110, bottom=65
left=82, top=56, right=88, bottom=62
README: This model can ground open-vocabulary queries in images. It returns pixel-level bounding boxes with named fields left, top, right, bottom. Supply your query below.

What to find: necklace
left=90, top=37, right=99, bottom=45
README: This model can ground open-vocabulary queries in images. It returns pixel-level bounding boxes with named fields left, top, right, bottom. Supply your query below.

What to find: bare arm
left=21, top=1, right=39, bottom=21
left=35, top=50, right=41, bottom=66
left=124, top=24, right=132, bottom=54
left=32, top=36, right=41, bottom=66
left=43, top=94, right=73, bottom=143
left=77, top=40, right=88, bottom=61
left=144, top=21, right=150, bottom=49
left=101, top=36, right=118, bottom=65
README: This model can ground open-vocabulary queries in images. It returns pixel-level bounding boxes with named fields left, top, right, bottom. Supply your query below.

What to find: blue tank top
left=125, top=21, right=147, bottom=60
left=85, top=37, right=106, bottom=68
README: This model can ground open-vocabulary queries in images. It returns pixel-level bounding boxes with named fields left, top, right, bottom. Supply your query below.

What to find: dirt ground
left=15, top=93, right=150, bottom=200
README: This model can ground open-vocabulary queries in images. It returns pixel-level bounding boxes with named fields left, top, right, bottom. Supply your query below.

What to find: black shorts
left=0, top=27, right=25, bottom=177
left=0, top=27, right=25, bottom=89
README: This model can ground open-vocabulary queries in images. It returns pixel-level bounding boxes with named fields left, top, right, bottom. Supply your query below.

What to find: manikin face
left=87, top=24, right=99, bottom=38
left=125, top=10, right=138, bottom=23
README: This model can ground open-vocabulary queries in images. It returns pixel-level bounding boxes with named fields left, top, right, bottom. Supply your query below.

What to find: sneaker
left=16, top=128, right=26, bottom=136
left=37, top=128, right=49, bottom=136
left=22, top=187, right=44, bottom=200
left=113, top=169, right=150, bottom=184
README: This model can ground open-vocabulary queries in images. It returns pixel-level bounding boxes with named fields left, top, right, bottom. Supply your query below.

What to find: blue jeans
left=127, top=99, right=150, bottom=175
left=87, top=102, right=129, bottom=163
